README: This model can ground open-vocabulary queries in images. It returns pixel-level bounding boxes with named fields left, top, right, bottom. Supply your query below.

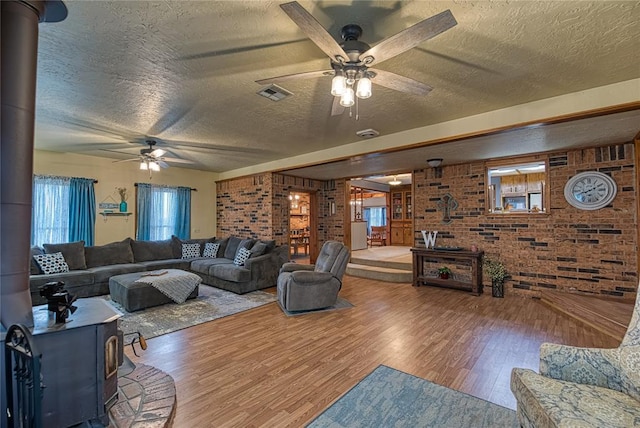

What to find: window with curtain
left=363, top=207, right=387, bottom=234
left=31, top=175, right=96, bottom=246
left=136, top=183, right=191, bottom=241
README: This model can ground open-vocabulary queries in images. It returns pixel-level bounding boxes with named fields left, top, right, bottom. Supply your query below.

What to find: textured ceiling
left=34, top=1, right=639, bottom=176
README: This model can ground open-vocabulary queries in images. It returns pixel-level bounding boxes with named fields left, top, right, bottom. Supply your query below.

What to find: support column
left=1, top=0, right=67, bottom=328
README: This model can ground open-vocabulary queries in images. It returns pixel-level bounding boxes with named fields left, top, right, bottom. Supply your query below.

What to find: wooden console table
left=411, top=248, right=484, bottom=295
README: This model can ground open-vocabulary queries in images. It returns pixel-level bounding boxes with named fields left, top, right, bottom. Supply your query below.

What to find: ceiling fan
left=256, top=1, right=457, bottom=116
left=113, top=140, right=194, bottom=174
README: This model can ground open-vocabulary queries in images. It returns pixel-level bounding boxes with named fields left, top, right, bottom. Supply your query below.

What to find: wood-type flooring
left=126, top=275, right=620, bottom=428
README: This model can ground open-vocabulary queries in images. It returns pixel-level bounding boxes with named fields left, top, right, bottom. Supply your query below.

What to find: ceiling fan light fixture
left=356, top=76, right=372, bottom=99
left=340, top=87, right=355, bottom=107
left=149, top=161, right=160, bottom=172
left=331, top=74, right=346, bottom=96
left=140, top=161, right=148, bottom=170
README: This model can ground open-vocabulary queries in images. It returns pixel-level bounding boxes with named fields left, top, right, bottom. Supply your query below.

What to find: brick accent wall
left=216, top=174, right=273, bottom=239
left=413, top=143, right=638, bottom=298
left=217, top=173, right=347, bottom=250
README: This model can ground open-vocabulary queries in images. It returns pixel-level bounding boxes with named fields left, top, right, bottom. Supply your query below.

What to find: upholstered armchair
left=510, top=284, right=640, bottom=427
left=277, top=240, right=350, bottom=312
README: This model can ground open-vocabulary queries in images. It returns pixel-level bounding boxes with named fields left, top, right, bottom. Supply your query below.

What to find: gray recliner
left=277, top=240, right=350, bottom=312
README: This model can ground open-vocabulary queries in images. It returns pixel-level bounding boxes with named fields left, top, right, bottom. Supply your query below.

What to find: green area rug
left=105, top=285, right=276, bottom=339
left=307, top=365, right=518, bottom=428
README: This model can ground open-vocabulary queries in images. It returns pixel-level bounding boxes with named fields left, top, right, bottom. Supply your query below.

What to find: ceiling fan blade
left=157, top=161, right=169, bottom=169
left=112, top=158, right=141, bottom=164
left=280, top=1, right=349, bottom=63
left=256, top=69, right=332, bottom=85
left=150, top=148, right=166, bottom=158
left=162, top=156, right=195, bottom=165
left=331, top=96, right=345, bottom=116
left=370, top=69, right=433, bottom=96
left=179, top=38, right=308, bottom=61
left=359, top=9, right=457, bottom=66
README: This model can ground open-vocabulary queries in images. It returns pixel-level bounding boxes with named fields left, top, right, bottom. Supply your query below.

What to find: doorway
left=288, top=191, right=312, bottom=260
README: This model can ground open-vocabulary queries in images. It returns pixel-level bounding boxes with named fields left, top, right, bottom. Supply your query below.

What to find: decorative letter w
left=421, top=230, right=438, bottom=248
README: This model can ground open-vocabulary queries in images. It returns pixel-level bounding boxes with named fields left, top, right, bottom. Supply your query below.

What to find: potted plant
left=483, top=256, right=508, bottom=298
left=437, top=266, right=452, bottom=279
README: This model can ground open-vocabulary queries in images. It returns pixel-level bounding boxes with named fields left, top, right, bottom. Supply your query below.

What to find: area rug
left=104, top=285, right=276, bottom=339
left=307, top=365, right=518, bottom=428
left=279, top=296, right=354, bottom=317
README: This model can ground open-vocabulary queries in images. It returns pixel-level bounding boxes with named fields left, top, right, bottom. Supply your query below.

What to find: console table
left=411, top=248, right=484, bottom=295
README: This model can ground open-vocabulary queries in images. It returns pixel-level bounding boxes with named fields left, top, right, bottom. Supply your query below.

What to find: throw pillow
left=33, top=252, right=70, bottom=275
left=250, top=242, right=268, bottom=258
left=182, top=243, right=201, bottom=259
left=224, top=236, right=243, bottom=259
left=43, top=241, right=86, bottom=270
left=203, top=242, right=220, bottom=258
left=84, top=238, right=134, bottom=268
left=30, top=246, right=45, bottom=274
left=233, top=247, right=252, bottom=266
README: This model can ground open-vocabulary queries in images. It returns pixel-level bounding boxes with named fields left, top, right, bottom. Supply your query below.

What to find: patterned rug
left=104, top=285, right=276, bottom=339
left=307, top=365, right=518, bottom=427
left=279, top=296, right=354, bottom=316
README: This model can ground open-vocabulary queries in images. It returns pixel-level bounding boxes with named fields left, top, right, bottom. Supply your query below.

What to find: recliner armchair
left=277, top=240, right=350, bottom=312
left=510, top=283, right=640, bottom=427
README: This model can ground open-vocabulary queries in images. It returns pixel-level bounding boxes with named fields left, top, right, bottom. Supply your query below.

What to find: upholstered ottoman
left=109, top=269, right=200, bottom=312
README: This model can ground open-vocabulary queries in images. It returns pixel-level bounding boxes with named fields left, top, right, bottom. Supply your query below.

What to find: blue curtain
left=31, top=176, right=71, bottom=246
left=175, top=186, right=191, bottom=239
left=136, top=183, right=153, bottom=240
left=136, top=183, right=191, bottom=241
left=69, top=177, right=96, bottom=245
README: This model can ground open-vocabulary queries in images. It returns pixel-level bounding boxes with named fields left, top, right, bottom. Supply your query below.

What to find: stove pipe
left=1, top=0, right=67, bottom=328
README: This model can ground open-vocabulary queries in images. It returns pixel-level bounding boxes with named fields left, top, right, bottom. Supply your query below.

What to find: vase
left=119, top=201, right=127, bottom=213
left=492, top=279, right=504, bottom=298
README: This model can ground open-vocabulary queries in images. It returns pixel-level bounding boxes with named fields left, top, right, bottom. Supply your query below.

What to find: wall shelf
left=100, top=212, right=131, bottom=222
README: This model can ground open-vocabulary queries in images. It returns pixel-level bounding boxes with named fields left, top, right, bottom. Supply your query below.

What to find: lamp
left=388, top=175, right=402, bottom=186
left=427, top=158, right=443, bottom=168
left=340, top=87, right=355, bottom=107
left=331, top=66, right=374, bottom=114
left=356, top=75, right=372, bottom=99
left=331, top=72, right=346, bottom=96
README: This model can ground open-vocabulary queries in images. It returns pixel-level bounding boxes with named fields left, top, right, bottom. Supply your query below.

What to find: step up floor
left=346, top=262, right=412, bottom=283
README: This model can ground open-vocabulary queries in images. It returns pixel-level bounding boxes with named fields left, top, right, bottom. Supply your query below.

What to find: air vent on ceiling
left=257, top=84, right=293, bottom=102
left=356, top=128, right=379, bottom=139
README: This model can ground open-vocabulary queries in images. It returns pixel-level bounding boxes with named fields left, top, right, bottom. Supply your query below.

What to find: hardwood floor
left=126, top=276, right=620, bottom=427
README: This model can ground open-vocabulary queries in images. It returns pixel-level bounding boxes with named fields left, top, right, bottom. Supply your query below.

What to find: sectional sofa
left=29, top=236, right=288, bottom=305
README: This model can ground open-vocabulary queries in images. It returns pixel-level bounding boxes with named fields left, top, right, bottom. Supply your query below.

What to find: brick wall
left=217, top=173, right=347, bottom=249
left=413, top=142, right=638, bottom=298
left=216, top=174, right=273, bottom=239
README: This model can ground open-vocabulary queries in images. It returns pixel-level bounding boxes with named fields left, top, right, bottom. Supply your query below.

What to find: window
left=136, top=184, right=191, bottom=240
left=31, top=175, right=96, bottom=246
left=486, top=158, right=548, bottom=214
left=32, top=176, right=70, bottom=246
left=364, top=207, right=387, bottom=234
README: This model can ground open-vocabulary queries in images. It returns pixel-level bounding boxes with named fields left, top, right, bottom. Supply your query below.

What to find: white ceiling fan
left=256, top=1, right=457, bottom=117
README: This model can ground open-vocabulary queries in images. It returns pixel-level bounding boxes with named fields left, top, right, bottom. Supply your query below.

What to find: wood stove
left=29, top=298, right=121, bottom=427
